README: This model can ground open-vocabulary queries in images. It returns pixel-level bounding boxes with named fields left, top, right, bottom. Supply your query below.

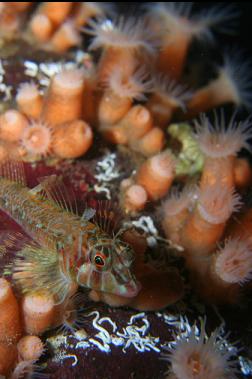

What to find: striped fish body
left=1, top=174, right=140, bottom=303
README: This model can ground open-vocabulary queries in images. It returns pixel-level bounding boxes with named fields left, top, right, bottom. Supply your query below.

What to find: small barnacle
left=20, top=121, right=53, bottom=157
left=163, top=320, right=238, bottom=379
left=194, top=111, right=252, bottom=158
left=214, top=238, right=252, bottom=285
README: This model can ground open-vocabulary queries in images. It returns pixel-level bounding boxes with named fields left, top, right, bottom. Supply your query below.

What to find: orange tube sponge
left=50, top=21, right=81, bottom=53
left=0, top=109, right=28, bottom=142
left=52, top=119, right=93, bottom=159
left=162, top=185, right=197, bottom=245
left=29, top=14, right=54, bottom=43
left=136, top=151, right=175, bottom=200
left=195, top=112, right=252, bottom=191
left=22, top=292, right=55, bottom=335
left=16, top=83, right=43, bottom=119
left=17, top=335, right=44, bottom=362
left=130, top=127, right=165, bottom=157
left=0, top=278, right=22, bottom=344
left=0, top=342, right=17, bottom=377
left=40, top=2, right=73, bottom=27
left=181, top=185, right=242, bottom=256
left=146, top=74, right=191, bottom=127
left=42, top=69, right=85, bottom=127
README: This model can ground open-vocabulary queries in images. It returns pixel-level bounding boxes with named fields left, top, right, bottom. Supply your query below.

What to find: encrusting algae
left=0, top=2, right=252, bottom=379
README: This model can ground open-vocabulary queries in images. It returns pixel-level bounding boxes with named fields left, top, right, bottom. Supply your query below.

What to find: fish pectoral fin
left=7, top=242, right=74, bottom=304
left=38, top=175, right=78, bottom=215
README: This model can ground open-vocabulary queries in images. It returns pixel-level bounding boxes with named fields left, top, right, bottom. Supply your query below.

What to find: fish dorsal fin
left=38, top=175, right=78, bottom=215
left=89, top=199, right=123, bottom=235
left=0, top=160, right=26, bottom=186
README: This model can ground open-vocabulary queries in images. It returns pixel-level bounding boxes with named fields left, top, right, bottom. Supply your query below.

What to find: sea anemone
left=150, top=2, right=239, bottom=41
left=151, top=74, right=192, bottom=110
left=195, top=111, right=252, bottom=158
left=20, top=121, right=53, bottom=157
left=197, top=185, right=242, bottom=225
left=218, top=50, right=252, bottom=109
left=163, top=319, right=238, bottom=379
left=105, top=66, right=152, bottom=101
left=86, top=16, right=155, bottom=53
left=163, top=185, right=198, bottom=217
left=17, top=336, right=44, bottom=362
left=214, top=238, right=252, bottom=285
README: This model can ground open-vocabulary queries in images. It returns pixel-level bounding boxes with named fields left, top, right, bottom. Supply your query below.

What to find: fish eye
left=94, top=253, right=105, bottom=268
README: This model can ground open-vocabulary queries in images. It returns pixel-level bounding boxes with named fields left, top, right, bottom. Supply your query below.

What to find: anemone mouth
left=21, top=121, right=53, bottom=156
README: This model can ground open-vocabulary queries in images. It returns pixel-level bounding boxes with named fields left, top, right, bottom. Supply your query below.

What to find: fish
left=1, top=160, right=140, bottom=304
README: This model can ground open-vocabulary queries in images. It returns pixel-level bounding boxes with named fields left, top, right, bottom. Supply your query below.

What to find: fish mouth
left=123, top=279, right=142, bottom=298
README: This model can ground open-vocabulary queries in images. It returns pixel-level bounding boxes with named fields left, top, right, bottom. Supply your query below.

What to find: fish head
left=77, top=236, right=141, bottom=297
